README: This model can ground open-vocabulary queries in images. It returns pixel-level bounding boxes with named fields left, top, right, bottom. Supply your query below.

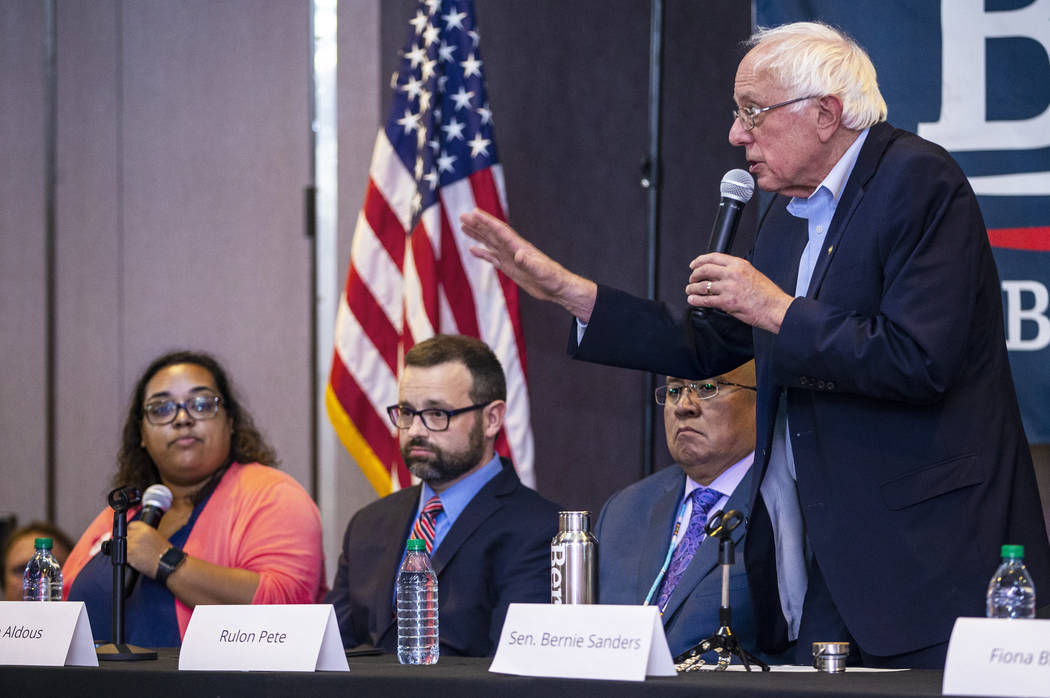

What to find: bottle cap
left=557, top=511, right=591, bottom=533
left=34, top=537, right=53, bottom=549
left=1001, top=544, right=1025, bottom=559
left=406, top=538, right=426, bottom=552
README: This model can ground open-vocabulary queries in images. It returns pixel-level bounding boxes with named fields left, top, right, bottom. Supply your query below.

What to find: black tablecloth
left=0, top=649, right=984, bottom=697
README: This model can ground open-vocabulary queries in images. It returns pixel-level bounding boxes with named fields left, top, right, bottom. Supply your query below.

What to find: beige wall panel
left=118, top=1, right=313, bottom=493
left=0, top=0, right=48, bottom=528
left=54, top=0, right=123, bottom=539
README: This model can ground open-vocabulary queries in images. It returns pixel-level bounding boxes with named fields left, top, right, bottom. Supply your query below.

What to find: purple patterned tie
left=656, top=486, right=723, bottom=610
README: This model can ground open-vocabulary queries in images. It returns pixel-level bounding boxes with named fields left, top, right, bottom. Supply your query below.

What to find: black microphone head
left=720, top=169, right=755, bottom=204
left=141, top=484, right=173, bottom=513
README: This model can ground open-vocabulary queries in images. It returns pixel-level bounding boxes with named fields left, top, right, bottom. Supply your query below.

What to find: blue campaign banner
left=756, top=0, right=1050, bottom=442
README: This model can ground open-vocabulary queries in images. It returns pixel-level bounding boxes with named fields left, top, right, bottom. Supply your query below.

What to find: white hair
left=747, top=22, right=887, bottom=130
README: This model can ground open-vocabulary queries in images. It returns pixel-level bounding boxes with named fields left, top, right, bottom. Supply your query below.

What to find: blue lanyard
left=642, top=495, right=692, bottom=609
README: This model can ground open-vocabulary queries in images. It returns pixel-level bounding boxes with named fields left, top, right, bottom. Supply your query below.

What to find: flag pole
left=642, top=0, right=665, bottom=479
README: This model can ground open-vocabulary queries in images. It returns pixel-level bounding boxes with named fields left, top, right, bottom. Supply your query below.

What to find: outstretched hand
left=460, top=209, right=598, bottom=323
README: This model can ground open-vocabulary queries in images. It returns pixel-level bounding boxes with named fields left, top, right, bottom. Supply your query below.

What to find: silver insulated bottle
left=550, top=510, right=597, bottom=604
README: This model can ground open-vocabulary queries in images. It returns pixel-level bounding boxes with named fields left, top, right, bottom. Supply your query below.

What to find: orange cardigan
left=63, top=462, right=325, bottom=639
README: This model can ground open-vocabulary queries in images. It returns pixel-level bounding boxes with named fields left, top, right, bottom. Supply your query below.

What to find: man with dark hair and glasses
left=596, top=361, right=772, bottom=661
left=326, top=334, right=559, bottom=657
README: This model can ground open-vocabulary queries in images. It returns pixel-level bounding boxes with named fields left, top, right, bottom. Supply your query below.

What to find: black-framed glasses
left=143, top=394, right=223, bottom=425
left=655, top=381, right=757, bottom=405
left=733, top=95, right=819, bottom=131
left=387, top=402, right=491, bottom=432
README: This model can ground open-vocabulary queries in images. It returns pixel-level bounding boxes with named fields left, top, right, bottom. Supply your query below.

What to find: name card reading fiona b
left=489, top=603, right=676, bottom=681
left=179, top=604, right=348, bottom=672
left=943, top=617, right=1050, bottom=697
left=0, top=601, right=97, bottom=667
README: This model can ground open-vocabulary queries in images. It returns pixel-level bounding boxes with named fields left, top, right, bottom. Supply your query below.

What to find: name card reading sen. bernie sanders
left=943, top=617, right=1050, bottom=697
left=179, top=604, right=348, bottom=672
left=0, top=601, right=97, bottom=667
left=489, top=603, right=676, bottom=681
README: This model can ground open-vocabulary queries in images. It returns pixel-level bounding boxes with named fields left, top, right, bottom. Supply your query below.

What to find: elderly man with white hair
left=461, top=22, right=1050, bottom=668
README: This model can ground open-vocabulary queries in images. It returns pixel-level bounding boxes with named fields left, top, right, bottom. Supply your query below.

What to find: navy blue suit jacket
left=595, top=464, right=760, bottom=659
left=326, top=459, right=560, bottom=656
left=572, top=122, right=1050, bottom=657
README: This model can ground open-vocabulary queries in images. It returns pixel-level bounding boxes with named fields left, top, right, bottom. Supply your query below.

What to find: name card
left=179, top=604, right=348, bottom=672
left=943, top=617, right=1050, bottom=697
left=0, top=601, right=97, bottom=666
left=489, top=603, right=676, bottom=681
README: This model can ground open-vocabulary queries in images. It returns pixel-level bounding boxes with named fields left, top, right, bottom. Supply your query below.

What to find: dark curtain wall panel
left=658, top=0, right=758, bottom=301
left=379, top=1, right=752, bottom=516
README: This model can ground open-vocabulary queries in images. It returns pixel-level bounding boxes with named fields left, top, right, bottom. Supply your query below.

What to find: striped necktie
left=411, top=495, right=444, bottom=555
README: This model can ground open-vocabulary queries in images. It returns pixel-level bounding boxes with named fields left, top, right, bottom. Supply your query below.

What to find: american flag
left=326, top=0, right=534, bottom=494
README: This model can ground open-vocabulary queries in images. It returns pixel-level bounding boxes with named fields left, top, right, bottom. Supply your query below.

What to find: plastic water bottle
left=986, top=544, right=1036, bottom=618
left=396, top=538, right=439, bottom=664
left=23, top=537, right=63, bottom=601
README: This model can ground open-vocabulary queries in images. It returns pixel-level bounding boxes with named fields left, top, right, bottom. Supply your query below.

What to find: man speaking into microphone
left=460, top=21, right=1050, bottom=669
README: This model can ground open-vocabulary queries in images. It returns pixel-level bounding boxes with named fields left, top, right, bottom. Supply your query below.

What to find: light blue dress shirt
left=764, top=127, right=869, bottom=641
left=394, top=454, right=505, bottom=606
left=675, top=451, right=753, bottom=539
left=411, top=452, right=504, bottom=554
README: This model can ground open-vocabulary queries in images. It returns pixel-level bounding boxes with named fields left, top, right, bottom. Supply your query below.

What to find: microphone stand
left=96, top=486, right=157, bottom=661
left=673, top=510, right=769, bottom=672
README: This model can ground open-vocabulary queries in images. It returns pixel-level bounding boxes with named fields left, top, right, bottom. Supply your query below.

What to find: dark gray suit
left=595, top=463, right=760, bottom=659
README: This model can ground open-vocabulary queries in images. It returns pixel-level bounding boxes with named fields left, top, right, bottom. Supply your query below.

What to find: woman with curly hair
left=64, top=351, right=324, bottom=647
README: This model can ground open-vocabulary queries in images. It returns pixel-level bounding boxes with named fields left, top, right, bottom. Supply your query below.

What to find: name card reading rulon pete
left=489, top=603, right=676, bottom=681
left=179, top=604, right=348, bottom=672
left=943, top=617, right=1050, bottom=697
left=0, top=601, right=97, bottom=667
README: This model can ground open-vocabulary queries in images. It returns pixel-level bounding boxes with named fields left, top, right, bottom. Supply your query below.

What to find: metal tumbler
left=550, top=510, right=597, bottom=604
left=812, top=641, right=850, bottom=673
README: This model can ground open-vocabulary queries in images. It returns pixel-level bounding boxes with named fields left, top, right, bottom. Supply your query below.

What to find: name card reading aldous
left=943, top=617, right=1050, bottom=697
left=490, top=603, right=675, bottom=682
left=179, top=605, right=348, bottom=672
left=0, top=601, right=97, bottom=667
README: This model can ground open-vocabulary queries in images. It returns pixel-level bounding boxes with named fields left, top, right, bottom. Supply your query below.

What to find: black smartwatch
left=155, top=546, right=187, bottom=588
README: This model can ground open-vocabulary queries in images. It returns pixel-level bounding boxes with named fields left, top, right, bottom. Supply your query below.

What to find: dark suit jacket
left=326, top=458, right=560, bottom=656
left=571, top=122, right=1050, bottom=657
left=595, top=463, right=761, bottom=659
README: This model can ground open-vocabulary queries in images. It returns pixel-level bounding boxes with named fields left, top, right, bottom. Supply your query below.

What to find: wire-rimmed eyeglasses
left=733, top=95, right=819, bottom=131
left=143, top=394, right=223, bottom=425
left=387, top=402, right=491, bottom=432
left=654, top=381, right=757, bottom=405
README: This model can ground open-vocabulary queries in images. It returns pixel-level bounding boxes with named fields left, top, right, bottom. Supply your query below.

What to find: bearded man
left=326, top=334, right=559, bottom=657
